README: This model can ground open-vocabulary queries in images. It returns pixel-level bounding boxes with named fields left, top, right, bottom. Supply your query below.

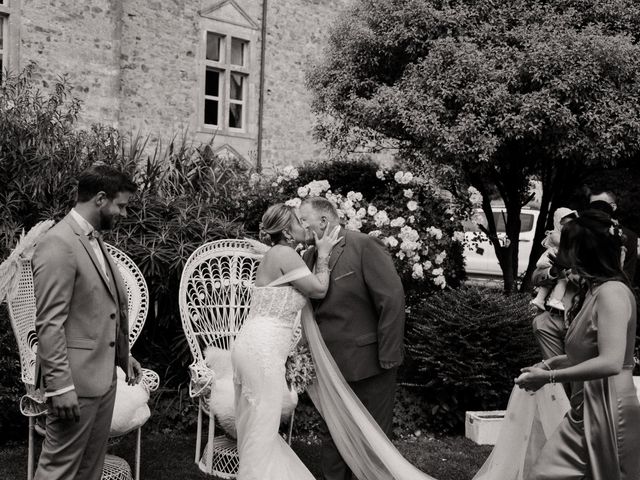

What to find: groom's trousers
left=321, top=367, right=398, bottom=480
left=34, top=375, right=117, bottom=480
left=532, top=310, right=566, bottom=360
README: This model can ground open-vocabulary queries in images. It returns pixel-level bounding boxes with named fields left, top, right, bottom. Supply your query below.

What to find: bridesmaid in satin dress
left=516, top=209, right=640, bottom=480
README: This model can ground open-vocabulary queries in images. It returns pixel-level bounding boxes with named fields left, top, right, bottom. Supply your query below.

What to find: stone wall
left=19, top=0, right=122, bottom=126
left=13, top=0, right=350, bottom=168
left=260, top=0, right=346, bottom=169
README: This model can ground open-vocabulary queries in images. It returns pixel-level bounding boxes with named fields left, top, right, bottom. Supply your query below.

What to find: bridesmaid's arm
left=542, top=355, right=571, bottom=370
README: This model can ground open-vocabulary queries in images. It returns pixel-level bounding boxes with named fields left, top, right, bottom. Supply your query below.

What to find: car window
left=520, top=214, right=535, bottom=232
left=492, top=213, right=536, bottom=233
left=464, top=211, right=536, bottom=233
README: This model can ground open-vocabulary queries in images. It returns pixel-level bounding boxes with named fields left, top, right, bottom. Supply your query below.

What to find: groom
left=32, top=164, right=141, bottom=480
left=299, top=196, right=405, bottom=480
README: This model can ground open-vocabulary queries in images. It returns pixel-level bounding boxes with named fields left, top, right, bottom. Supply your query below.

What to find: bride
left=231, top=203, right=340, bottom=479
left=231, top=203, right=439, bottom=480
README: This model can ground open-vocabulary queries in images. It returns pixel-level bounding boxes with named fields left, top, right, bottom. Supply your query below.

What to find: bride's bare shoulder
left=258, top=245, right=305, bottom=279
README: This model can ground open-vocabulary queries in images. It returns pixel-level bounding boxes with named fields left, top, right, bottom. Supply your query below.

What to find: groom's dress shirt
left=69, top=209, right=109, bottom=280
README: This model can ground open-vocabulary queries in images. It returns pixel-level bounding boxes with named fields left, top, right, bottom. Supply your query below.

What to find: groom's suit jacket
left=32, top=213, right=130, bottom=398
left=303, top=228, right=405, bottom=382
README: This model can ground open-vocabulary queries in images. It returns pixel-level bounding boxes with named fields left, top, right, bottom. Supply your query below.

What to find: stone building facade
left=0, top=0, right=347, bottom=169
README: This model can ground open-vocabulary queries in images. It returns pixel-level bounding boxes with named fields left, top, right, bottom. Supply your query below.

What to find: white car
left=462, top=207, right=540, bottom=277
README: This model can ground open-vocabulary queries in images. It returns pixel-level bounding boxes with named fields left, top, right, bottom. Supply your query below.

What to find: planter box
left=465, top=410, right=505, bottom=445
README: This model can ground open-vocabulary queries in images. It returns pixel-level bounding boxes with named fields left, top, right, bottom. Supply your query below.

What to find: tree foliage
left=309, top=0, right=640, bottom=291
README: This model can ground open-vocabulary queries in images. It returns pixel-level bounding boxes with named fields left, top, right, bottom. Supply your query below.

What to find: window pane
left=204, top=99, right=219, bottom=126
left=0, top=18, right=4, bottom=50
left=231, top=38, right=247, bottom=66
left=490, top=212, right=535, bottom=233
left=206, top=33, right=223, bottom=62
left=520, top=214, right=534, bottom=232
left=205, top=69, right=220, bottom=97
left=229, top=103, right=243, bottom=129
left=230, top=73, right=244, bottom=100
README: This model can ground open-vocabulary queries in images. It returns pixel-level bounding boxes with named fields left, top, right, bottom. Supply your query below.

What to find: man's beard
left=304, top=226, right=326, bottom=246
left=99, top=210, right=114, bottom=231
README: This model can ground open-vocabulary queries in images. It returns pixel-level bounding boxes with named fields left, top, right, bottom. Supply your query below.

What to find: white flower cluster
left=468, top=186, right=482, bottom=206
left=297, top=180, right=331, bottom=198
left=394, top=171, right=414, bottom=185
left=427, top=226, right=443, bottom=240
left=285, top=198, right=302, bottom=208
left=452, top=231, right=465, bottom=243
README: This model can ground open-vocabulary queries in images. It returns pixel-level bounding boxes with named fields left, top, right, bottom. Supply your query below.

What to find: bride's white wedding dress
left=231, top=269, right=313, bottom=479
left=232, top=266, right=569, bottom=480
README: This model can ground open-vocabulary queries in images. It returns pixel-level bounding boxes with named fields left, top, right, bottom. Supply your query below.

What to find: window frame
left=199, top=28, right=252, bottom=135
left=0, top=7, right=8, bottom=77
left=0, top=0, right=20, bottom=77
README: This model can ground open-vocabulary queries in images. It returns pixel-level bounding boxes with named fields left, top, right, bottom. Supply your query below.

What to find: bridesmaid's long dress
left=527, top=281, right=640, bottom=480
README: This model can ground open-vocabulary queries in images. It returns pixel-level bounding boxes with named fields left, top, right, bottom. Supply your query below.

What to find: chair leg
left=135, top=427, right=141, bottom=480
left=288, top=410, right=295, bottom=446
left=28, top=417, right=35, bottom=480
left=206, top=413, right=215, bottom=474
left=196, top=400, right=203, bottom=464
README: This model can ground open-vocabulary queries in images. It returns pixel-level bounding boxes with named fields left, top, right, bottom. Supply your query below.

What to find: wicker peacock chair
left=1, top=223, right=158, bottom=480
left=179, top=238, right=302, bottom=478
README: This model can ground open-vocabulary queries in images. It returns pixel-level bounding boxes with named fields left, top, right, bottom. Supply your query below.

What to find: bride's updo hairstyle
left=259, top=203, right=297, bottom=245
left=554, top=209, right=628, bottom=319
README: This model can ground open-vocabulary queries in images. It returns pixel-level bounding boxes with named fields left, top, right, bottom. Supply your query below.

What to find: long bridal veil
left=472, top=384, right=569, bottom=480
left=301, top=303, right=570, bottom=480
left=301, top=303, right=437, bottom=480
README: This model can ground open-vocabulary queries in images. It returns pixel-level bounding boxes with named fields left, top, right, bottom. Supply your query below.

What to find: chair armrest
left=140, top=368, right=160, bottom=393
left=189, top=361, right=216, bottom=399
left=20, top=384, right=47, bottom=417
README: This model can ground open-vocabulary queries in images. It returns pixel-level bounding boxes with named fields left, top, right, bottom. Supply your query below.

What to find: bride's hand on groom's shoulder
left=514, top=366, right=549, bottom=392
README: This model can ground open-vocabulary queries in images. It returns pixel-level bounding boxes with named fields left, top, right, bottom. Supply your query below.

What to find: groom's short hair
left=76, top=164, right=137, bottom=202
left=301, top=196, right=339, bottom=220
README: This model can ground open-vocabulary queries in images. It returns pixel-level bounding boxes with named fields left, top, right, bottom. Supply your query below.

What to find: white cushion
left=110, top=367, right=150, bottom=436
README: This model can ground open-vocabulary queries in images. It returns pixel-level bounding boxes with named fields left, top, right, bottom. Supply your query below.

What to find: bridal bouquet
left=285, top=344, right=316, bottom=394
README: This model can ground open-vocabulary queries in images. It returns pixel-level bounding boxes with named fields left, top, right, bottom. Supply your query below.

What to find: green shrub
left=403, top=286, right=539, bottom=433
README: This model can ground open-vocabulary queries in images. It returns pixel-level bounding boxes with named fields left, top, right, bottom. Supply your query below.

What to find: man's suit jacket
left=32, top=214, right=130, bottom=398
left=303, top=228, right=405, bottom=382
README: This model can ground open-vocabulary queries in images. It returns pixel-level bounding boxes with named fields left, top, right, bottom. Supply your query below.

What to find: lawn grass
left=0, top=431, right=491, bottom=480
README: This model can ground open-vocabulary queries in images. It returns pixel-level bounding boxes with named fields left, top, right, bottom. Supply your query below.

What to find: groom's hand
left=49, top=390, right=80, bottom=422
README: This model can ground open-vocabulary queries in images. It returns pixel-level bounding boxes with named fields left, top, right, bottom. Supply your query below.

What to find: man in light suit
left=32, top=164, right=142, bottom=480
left=299, top=196, right=405, bottom=480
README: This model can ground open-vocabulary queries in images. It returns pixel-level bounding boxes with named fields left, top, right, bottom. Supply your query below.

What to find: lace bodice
left=245, top=286, right=307, bottom=328
left=233, top=286, right=306, bottom=360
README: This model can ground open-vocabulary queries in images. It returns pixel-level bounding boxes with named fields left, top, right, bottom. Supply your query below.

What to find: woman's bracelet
left=549, top=370, right=557, bottom=384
